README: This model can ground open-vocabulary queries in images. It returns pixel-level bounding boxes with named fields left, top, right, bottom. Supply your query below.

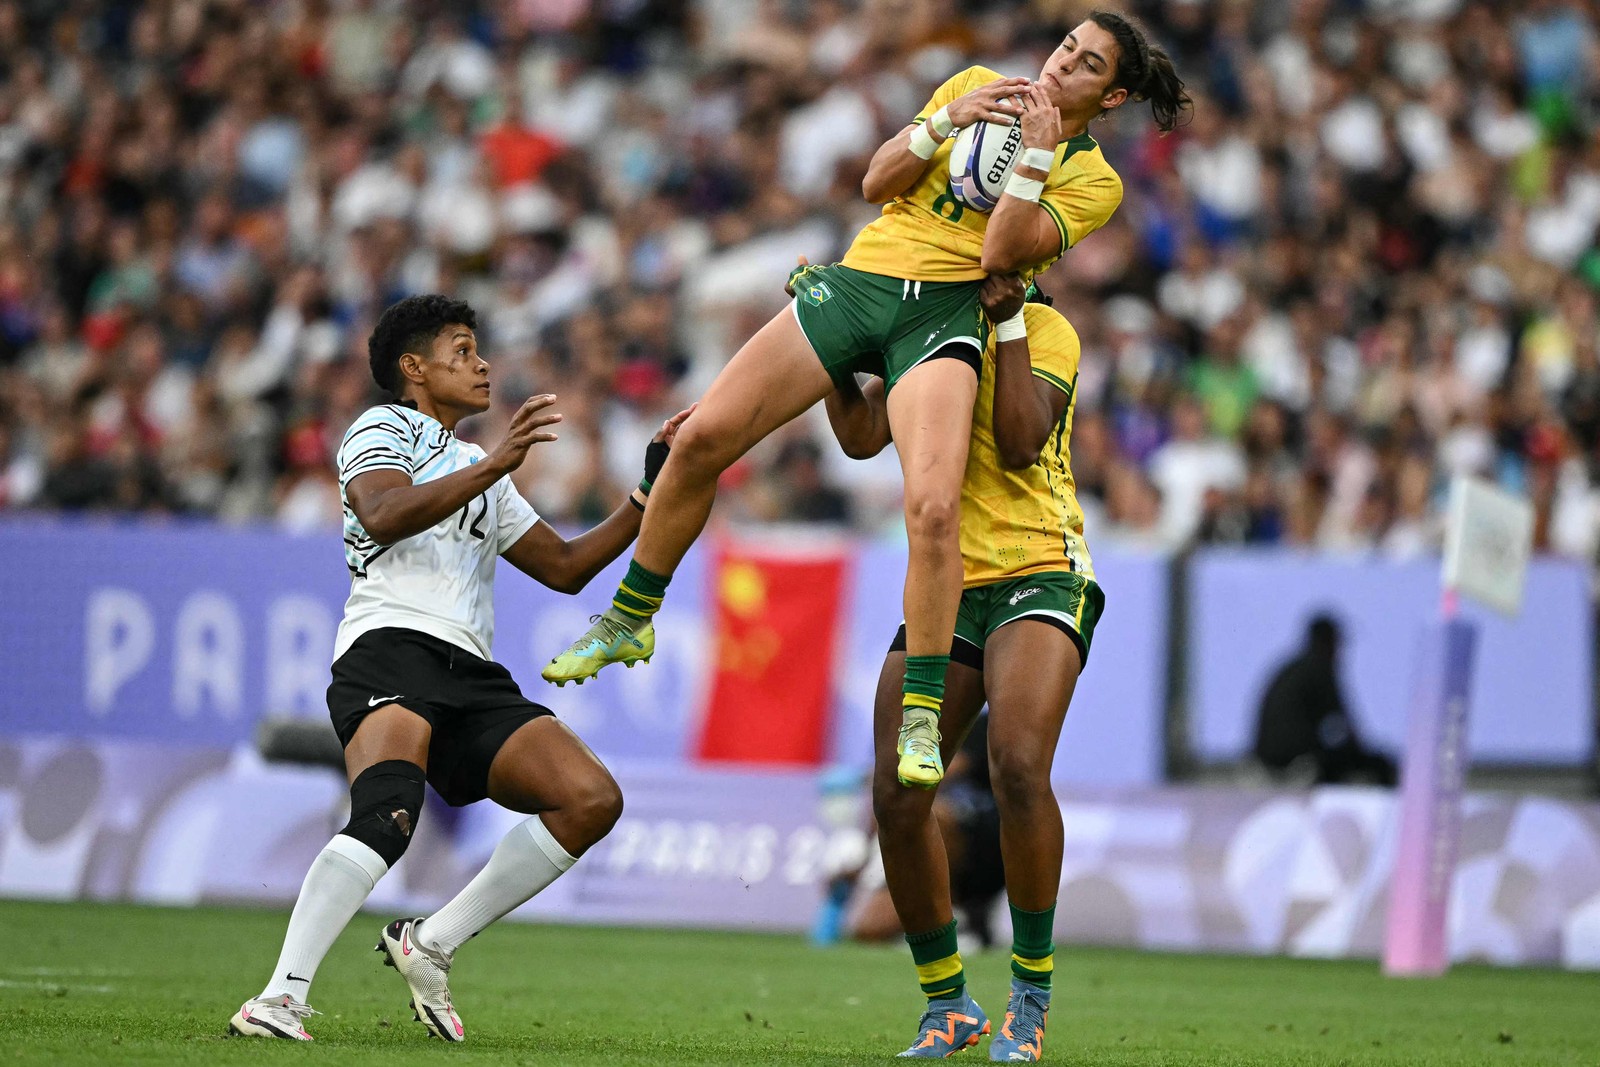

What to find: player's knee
left=872, top=770, right=932, bottom=832
left=563, top=769, right=624, bottom=844
left=903, top=490, right=960, bottom=546
left=988, top=750, right=1053, bottom=814
left=670, top=417, right=739, bottom=477
left=582, top=776, right=624, bottom=836
left=339, top=759, right=427, bottom=867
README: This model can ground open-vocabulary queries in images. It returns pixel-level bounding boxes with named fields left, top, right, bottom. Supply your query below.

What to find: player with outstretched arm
left=228, top=295, right=691, bottom=1042
left=827, top=275, right=1100, bottom=1062
left=544, top=11, right=1184, bottom=801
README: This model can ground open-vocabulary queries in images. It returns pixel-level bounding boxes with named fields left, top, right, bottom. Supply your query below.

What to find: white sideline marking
left=0, top=978, right=117, bottom=993
left=13, top=967, right=132, bottom=977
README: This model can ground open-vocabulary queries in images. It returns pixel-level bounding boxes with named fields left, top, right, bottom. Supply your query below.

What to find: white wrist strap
left=1004, top=172, right=1044, bottom=203
left=909, top=106, right=955, bottom=160
left=909, top=122, right=940, bottom=159
left=995, top=311, right=1027, bottom=343
left=1020, top=146, right=1055, bottom=173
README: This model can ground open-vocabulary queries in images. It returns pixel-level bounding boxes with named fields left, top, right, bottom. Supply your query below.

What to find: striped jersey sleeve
left=337, top=405, right=418, bottom=486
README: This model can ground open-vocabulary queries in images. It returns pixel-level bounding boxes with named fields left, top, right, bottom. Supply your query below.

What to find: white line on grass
left=0, top=978, right=117, bottom=993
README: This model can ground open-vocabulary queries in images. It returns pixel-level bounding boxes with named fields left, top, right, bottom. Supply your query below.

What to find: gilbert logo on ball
left=949, top=118, right=1026, bottom=213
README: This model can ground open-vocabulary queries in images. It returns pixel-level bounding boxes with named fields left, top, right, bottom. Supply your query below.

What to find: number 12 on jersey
left=457, top=495, right=488, bottom=540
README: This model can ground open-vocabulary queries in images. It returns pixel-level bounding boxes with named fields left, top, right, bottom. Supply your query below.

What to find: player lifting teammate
left=543, top=14, right=1175, bottom=799
left=829, top=279, right=1096, bottom=1061
left=228, top=295, right=690, bottom=1042
left=828, top=15, right=1187, bottom=1063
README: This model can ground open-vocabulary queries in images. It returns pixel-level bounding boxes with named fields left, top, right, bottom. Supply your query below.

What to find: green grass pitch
left=3, top=900, right=1596, bottom=1066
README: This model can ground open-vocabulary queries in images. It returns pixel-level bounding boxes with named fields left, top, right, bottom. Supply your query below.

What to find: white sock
left=415, top=816, right=576, bottom=959
left=259, top=834, right=389, bottom=1001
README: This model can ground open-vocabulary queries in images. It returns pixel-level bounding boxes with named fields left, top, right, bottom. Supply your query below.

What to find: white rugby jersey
left=333, top=403, right=540, bottom=661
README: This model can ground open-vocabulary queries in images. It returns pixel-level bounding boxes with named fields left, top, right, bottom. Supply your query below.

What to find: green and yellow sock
left=611, top=560, right=671, bottom=621
left=902, top=654, right=949, bottom=716
left=1009, top=902, right=1055, bottom=990
left=907, top=919, right=965, bottom=1001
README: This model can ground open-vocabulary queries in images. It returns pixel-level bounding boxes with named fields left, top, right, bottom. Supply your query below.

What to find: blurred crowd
left=2, top=0, right=1599, bottom=563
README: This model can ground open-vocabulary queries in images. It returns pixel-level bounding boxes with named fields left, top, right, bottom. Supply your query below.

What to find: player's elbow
left=980, top=245, right=1023, bottom=274
left=549, top=575, right=586, bottom=596
left=525, top=546, right=589, bottom=595
left=358, top=513, right=403, bottom=546
left=999, top=445, right=1041, bottom=470
left=546, top=562, right=589, bottom=596
left=839, top=435, right=885, bottom=461
left=994, top=432, right=1042, bottom=470
left=861, top=174, right=894, bottom=205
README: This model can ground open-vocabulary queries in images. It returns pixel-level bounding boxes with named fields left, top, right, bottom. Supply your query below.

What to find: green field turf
left=3, top=900, right=1595, bottom=1066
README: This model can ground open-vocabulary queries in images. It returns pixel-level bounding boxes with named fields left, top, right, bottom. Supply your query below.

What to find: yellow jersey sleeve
left=1022, top=303, right=1081, bottom=397
left=842, top=65, right=1007, bottom=282
left=1036, top=138, right=1123, bottom=254
left=957, top=301, right=1092, bottom=588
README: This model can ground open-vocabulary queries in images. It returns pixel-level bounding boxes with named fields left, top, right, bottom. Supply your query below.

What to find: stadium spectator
left=0, top=0, right=1595, bottom=573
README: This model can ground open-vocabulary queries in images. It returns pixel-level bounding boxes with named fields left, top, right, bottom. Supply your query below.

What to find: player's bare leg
left=544, top=308, right=834, bottom=685
left=380, top=717, right=622, bottom=1041
left=872, top=653, right=985, bottom=932
left=342, top=703, right=432, bottom=783
left=635, top=310, right=835, bottom=577
left=484, top=718, right=623, bottom=851
left=870, top=652, right=992, bottom=1057
left=884, top=356, right=978, bottom=787
left=982, top=621, right=1083, bottom=1062
left=232, top=705, right=430, bottom=1040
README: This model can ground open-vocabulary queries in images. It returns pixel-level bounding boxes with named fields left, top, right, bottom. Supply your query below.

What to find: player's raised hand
left=489, top=394, right=562, bottom=473
left=979, top=273, right=1027, bottom=325
left=1018, top=83, right=1061, bottom=151
left=637, top=402, right=697, bottom=498
left=656, top=403, right=697, bottom=446
left=947, top=77, right=1032, bottom=128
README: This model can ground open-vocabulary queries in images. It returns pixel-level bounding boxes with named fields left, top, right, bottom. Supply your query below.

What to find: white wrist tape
left=909, top=106, right=955, bottom=160
left=909, top=122, right=941, bottom=159
left=1019, top=146, right=1055, bottom=173
left=1004, top=172, right=1044, bottom=203
left=995, top=311, right=1027, bottom=343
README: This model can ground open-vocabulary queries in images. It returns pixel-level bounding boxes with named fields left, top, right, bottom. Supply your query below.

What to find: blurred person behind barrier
left=1253, top=614, right=1397, bottom=787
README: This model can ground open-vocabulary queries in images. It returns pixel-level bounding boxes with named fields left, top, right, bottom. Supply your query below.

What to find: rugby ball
left=948, top=118, right=1026, bottom=213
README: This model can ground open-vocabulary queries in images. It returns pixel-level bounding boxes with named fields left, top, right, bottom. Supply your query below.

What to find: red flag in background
left=694, top=540, right=849, bottom=766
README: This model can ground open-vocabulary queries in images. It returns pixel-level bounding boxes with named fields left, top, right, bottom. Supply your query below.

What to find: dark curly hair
left=1088, top=10, right=1192, bottom=133
left=367, top=295, right=478, bottom=396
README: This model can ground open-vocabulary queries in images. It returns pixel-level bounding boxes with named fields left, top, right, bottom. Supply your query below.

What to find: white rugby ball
left=948, top=117, right=1026, bottom=213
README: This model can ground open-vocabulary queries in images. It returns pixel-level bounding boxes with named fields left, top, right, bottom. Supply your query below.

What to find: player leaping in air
left=827, top=13, right=1186, bottom=1063
left=544, top=11, right=1181, bottom=797
left=228, top=295, right=690, bottom=1043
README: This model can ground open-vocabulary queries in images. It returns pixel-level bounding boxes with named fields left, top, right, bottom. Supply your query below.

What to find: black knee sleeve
left=340, top=760, right=426, bottom=867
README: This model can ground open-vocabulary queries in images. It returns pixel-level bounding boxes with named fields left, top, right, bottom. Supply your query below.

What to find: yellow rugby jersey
left=961, top=301, right=1093, bottom=587
left=843, top=65, right=1124, bottom=283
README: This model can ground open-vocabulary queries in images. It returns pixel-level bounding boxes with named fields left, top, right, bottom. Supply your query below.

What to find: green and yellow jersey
left=960, top=301, right=1093, bottom=587
left=842, top=65, right=1124, bottom=284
